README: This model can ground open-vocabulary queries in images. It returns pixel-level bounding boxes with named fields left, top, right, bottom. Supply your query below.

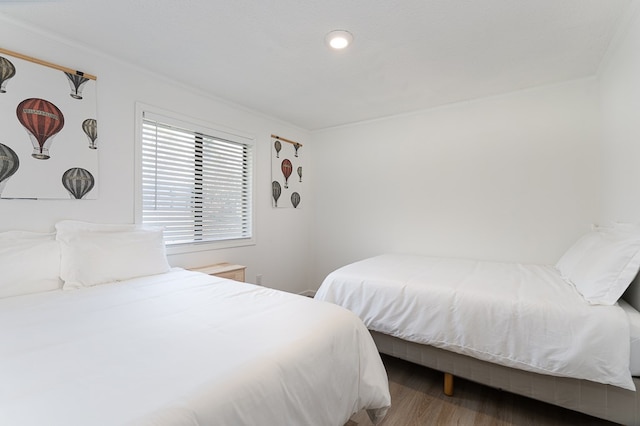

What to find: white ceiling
left=0, top=0, right=633, bottom=130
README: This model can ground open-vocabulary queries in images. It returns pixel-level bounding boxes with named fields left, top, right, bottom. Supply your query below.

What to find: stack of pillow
left=0, top=230, right=61, bottom=299
left=556, top=223, right=640, bottom=305
left=0, top=220, right=170, bottom=298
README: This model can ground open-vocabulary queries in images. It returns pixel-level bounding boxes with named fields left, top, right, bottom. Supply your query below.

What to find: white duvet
left=315, top=254, right=635, bottom=391
left=0, top=269, right=390, bottom=426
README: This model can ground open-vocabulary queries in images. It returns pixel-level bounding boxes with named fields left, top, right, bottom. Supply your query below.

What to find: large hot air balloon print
left=0, top=56, right=16, bottom=93
left=82, top=118, right=98, bottom=149
left=293, top=143, right=301, bottom=157
left=62, top=167, right=94, bottom=199
left=0, top=143, right=19, bottom=196
left=272, top=181, right=282, bottom=207
left=16, top=98, right=65, bottom=160
left=64, top=72, right=90, bottom=99
left=274, top=140, right=282, bottom=158
left=291, top=192, right=300, bottom=208
left=281, top=159, right=292, bottom=189
left=297, top=166, right=302, bottom=182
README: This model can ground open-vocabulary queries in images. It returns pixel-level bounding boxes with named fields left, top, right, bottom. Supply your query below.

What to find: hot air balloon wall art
left=62, top=167, right=95, bottom=199
left=82, top=118, right=98, bottom=149
left=281, top=159, right=292, bottom=189
left=291, top=192, right=300, bottom=208
left=0, top=48, right=98, bottom=199
left=271, top=134, right=304, bottom=208
left=274, top=139, right=281, bottom=158
left=272, top=181, right=282, bottom=207
left=0, top=56, right=16, bottom=93
left=16, top=98, right=65, bottom=160
left=64, top=72, right=90, bottom=100
left=0, top=142, right=19, bottom=197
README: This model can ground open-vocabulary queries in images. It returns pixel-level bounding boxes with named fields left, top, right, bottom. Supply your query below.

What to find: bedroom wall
left=598, top=5, right=640, bottom=224
left=310, top=79, right=601, bottom=287
left=0, top=16, right=313, bottom=293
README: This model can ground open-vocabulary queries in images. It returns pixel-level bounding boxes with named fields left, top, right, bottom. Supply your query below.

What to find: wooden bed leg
left=444, top=372, right=454, bottom=396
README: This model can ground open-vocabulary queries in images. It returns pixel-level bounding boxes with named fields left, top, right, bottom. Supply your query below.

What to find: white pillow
left=56, top=220, right=171, bottom=289
left=564, top=228, right=640, bottom=305
left=555, top=230, right=603, bottom=279
left=0, top=231, right=61, bottom=298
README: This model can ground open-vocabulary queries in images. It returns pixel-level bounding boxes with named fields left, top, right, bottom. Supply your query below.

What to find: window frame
left=135, top=102, right=256, bottom=254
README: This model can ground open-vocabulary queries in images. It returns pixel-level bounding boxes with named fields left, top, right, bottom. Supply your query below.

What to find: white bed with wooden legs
left=315, top=224, right=640, bottom=424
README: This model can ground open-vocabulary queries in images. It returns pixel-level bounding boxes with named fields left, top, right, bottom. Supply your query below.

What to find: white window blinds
left=141, top=111, right=253, bottom=246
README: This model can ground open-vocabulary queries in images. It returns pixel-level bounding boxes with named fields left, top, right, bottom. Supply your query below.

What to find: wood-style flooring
left=347, top=355, right=618, bottom=426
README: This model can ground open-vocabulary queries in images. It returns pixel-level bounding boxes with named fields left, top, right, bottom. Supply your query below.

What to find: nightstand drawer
left=191, top=263, right=246, bottom=282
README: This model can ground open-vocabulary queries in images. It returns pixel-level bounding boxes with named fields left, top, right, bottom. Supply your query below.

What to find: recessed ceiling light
left=325, top=30, right=353, bottom=50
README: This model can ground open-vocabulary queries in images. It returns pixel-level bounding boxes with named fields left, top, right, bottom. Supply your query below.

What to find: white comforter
left=315, top=254, right=635, bottom=390
left=0, top=269, right=390, bottom=426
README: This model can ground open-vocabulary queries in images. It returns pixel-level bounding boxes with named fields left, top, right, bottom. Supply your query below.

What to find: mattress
left=0, top=268, right=390, bottom=426
left=315, top=253, right=634, bottom=390
left=620, top=299, right=640, bottom=375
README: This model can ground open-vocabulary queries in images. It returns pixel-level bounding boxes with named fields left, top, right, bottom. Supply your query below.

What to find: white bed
left=0, top=269, right=390, bottom=426
left=0, top=222, right=391, bottom=426
left=315, top=225, right=640, bottom=424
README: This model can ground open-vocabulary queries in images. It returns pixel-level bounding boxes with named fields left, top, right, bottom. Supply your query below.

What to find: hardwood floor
left=347, top=355, right=618, bottom=426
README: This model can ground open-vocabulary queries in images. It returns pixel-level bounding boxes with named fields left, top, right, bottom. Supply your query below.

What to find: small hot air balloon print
left=281, top=159, right=292, bottom=189
left=274, top=140, right=282, bottom=158
left=82, top=118, right=98, bottom=149
left=64, top=72, right=90, bottom=99
left=291, top=192, right=300, bottom=208
left=297, top=166, right=302, bottom=182
left=272, top=181, right=281, bottom=207
left=62, top=167, right=94, bottom=199
left=16, top=98, right=65, bottom=160
left=0, top=143, right=19, bottom=196
left=293, top=143, right=301, bottom=157
left=0, top=56, right=16, bottom=93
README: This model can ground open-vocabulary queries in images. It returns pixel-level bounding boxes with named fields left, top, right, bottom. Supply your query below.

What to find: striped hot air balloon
left=293, top=143, right=301, bottom=157
left=0, top=143, right=19, bottom=196
left=274, top=140, right=281, bottom=158
left=16, top=98, right=64, bottom=160
left=297, top=166, right=302, bottom=182
left=272, top=181, right=281, bottom=207
left=291, top=192, right=300, bottom=208
left=82, top=118, right=98, bottom=149
left=64, top=72, right=90, bottom=100
left=0, top=56, right=16, bottom=93
left=62, top=168, right=94, bottom=199
left=281, top=159, right=292, bottom=189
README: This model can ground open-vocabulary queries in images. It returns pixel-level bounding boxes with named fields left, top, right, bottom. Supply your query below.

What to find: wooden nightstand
left=191, top=262, right=246, bottom=282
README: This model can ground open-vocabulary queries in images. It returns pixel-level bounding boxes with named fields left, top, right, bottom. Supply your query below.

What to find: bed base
left=370, top=330, right=640, bottom=425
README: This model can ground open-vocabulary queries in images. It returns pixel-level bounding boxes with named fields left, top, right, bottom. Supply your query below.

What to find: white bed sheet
left=315, top=254, right=634, bottom=390
left=620, top=299, right=640, bottom=375
left=0, top=268, right=390, bottom=426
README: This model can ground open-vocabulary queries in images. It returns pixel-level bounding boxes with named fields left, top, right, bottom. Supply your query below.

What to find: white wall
left=599, top=5, right=640, bottom=224
left=311, top=80, right=601, bottom=286
left=1, top=12, right=615, bottom=295
left=0, top=16, right=313, bottom=293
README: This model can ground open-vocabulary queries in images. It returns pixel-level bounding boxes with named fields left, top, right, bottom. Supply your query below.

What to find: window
left=137, top=106, right=254, bottom=251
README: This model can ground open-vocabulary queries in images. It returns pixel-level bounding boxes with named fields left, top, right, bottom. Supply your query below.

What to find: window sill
left=165, top=237, right=255, bottom=255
